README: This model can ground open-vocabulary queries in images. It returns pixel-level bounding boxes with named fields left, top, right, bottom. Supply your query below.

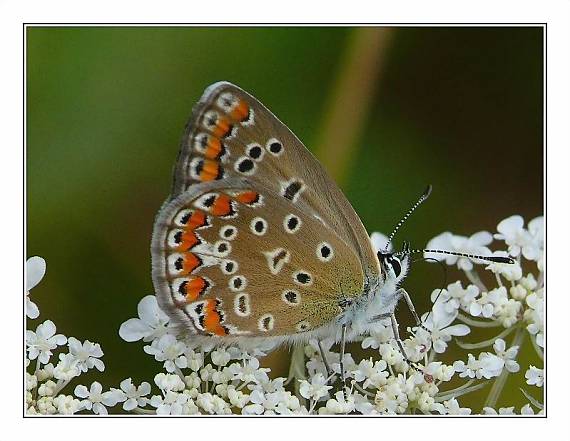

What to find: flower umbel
left=26, top=213, right=543, bottom=414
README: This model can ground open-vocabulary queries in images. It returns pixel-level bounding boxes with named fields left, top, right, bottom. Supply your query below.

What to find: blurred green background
left=26, top=26, right=543, bottom=411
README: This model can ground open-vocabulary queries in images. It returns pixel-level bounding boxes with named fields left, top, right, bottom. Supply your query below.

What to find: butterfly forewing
left=171, top=82, right=379, bottom=275
left=152, top=179, right=365, bottom=338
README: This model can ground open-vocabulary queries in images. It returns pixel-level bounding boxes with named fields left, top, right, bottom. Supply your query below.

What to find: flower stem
left=174, top=366, right=186, bottom=385
left=483, top=327, right=525, bottom=409
left=519, top=387, right=543, bottom=410
left=436, top=380, right=489, bottom=402
left=530, top=333, right=544, bottom=361
left=456, top=326, right=514, bottom=350
left=457, top=313, right=502, bottom=328
left=288, top=344, right=308, bottom=406
left=352, top=381, right=375, bottom=398
left=132, top=407, right=155, bottom=415
left=464, top=269, right=488, bottom=292
left=53, top=378, right=72, bottom=396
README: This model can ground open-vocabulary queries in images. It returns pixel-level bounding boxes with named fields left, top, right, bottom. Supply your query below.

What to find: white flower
left=521, top=403, right=542, bottom=415
left=425, top=231, right=492, bottom=271
left=52, top=394, right=81, bottom=414
left=453, top=353, right=504, bottom=379
left=370, top=231, right=392, bottom=253
left=226, top=357, right=270, bottom=385
left=351, top=358, right=389, bottom=389
left=494, top=215, right=541, bottom=260
left=528, top=216, right=544, bottom=257
left=195, top=392, right=231, bottom=415
left=361, top=323, right=393, bottom=350
left=320, top=391, right=356, bottom=414
left=185, top=349, right=204, bottom=371
left=38, top=380, right=57, bottom=396
left=374, top=376, right=408, bottom=414
left=74, top=381, right=122, bottom=415
left=154, top=372, right=185, bottom=391
left=53, top=352, right=80, bottom=381
left=26, top=320, right=67, bottom=364
left=26, top=256, right=45, bottom=319
left=37, top=397, right=59, bottom=414
left=67, top=337, right=105, bottom=372
left=443, top=398, right=471, bottom=415
left=431, top=282, right=479, bottom=314
left=119, top=295, right=172, bottom=342
left=36, top=363, right=54, bottom=381
left=26, top=373, right=38, bottom=391
left=119, top=378, right=151, bottom=411
left=421, top=300, right=470, bottom=353
left=144, top=334, right=188, bottom=372
left=226, top=386, right=249, bottom=408
left=525, top=290, right=544, bottom=348
left=492, top=339, right=520, bottom=373
left=244, top=389, right=296, bottom=415
left=211, top=348, right=231, bottom=367
left=483, top=406, right=515, bottom=415
left=150, top=390, right=190, bottom=415
left=525, top=366, right=543, bottom=387
left=299, top=373, right=332, bottom=401
left=422, top=361, right=455, bottom=382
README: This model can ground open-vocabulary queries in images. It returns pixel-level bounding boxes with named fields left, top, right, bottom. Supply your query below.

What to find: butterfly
left=150, top=82, right=511, bottom=365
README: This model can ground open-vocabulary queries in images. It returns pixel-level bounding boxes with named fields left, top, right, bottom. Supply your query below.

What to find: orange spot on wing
left=203, top=299, right=227, bottom=336
left=204, top=137, right=223, bottom=159
left=185, top=277, right=209, bottom=301
left=211, top=194, right=233, bottom=217
left=177, top=230, right=200, bottom=251
left=231, top=100, right=250, bottom=122
left=187, top=210, right=207, bottom=230
left=182, top=253, right=201, bottom=274
left=211, top=116, right=232, bottom=138
left=199, top=159, right=221, bottom=181
left=234, top=190, right=259, bottom=205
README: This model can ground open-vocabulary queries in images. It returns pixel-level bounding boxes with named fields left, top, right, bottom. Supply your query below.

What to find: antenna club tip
left=488, top=256, right=516, bottom=264
left=423, top=184, right=433, bottom=198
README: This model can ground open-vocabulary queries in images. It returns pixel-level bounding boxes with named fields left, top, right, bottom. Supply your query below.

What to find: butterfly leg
left=397, top=288, right=429, bottom=332
left=339, top=323, right=349, bottom=399
left=317, top=340, right=333, bottom=379
left=389, top=313, right=413, bottom=365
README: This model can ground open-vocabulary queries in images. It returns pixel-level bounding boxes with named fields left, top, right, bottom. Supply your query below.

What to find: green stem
left=457, top=313, right=502, bottom=328
left=483, top=327, right=525, bottom=408
left=530, top=332, right=544, bottom=361
left=352, top=381, right=375, bottom=398
left=132, top=407, right=155, bottom=415
left=456, top=326, right=515, bottom=350
left=464, top=269, right=488, bottom=292
left=288, top=344, right=308, bottom=407
left=436, top=380, right=489, bottom=402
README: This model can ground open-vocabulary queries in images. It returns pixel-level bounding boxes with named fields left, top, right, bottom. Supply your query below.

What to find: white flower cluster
left=25, top=214, right=543, bottom=415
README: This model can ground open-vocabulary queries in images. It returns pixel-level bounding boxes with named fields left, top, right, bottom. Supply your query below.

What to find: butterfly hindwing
left=152, top=179, right=365, bottom=339
left=171, top=82, right=379, bottom=277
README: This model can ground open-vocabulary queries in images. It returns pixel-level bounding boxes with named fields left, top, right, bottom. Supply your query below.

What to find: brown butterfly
left=150, top=82, right=512, bottom=369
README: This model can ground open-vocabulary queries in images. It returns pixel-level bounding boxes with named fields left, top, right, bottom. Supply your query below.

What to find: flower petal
left=119, top=318, right=150, bottom=342
left=26, top=256, right=46, bottom=291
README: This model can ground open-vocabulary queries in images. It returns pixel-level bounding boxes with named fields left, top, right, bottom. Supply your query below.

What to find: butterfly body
left=152, top=82, right=409, bottom=348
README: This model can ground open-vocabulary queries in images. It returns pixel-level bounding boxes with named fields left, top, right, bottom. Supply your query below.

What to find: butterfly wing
left=170, top=82, right=379, bottom=276
left=152, top=178, right=365, bottom=340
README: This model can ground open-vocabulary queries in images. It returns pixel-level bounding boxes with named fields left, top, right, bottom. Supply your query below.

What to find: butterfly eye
left=391, top=258, right=402, bottom=278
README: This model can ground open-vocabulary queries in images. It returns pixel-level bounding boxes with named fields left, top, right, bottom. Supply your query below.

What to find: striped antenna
left=384, top=185, right=433, bottom=252
left=395, top=248, right=515, bottom=264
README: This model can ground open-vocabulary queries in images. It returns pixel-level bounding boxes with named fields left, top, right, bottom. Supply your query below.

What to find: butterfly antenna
left=384, top=185, right=433, bottom=252
left=397, top=248, right=515, bottom=264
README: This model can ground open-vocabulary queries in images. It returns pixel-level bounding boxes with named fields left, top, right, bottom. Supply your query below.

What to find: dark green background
left=26, top=26, right=543, bottom=411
